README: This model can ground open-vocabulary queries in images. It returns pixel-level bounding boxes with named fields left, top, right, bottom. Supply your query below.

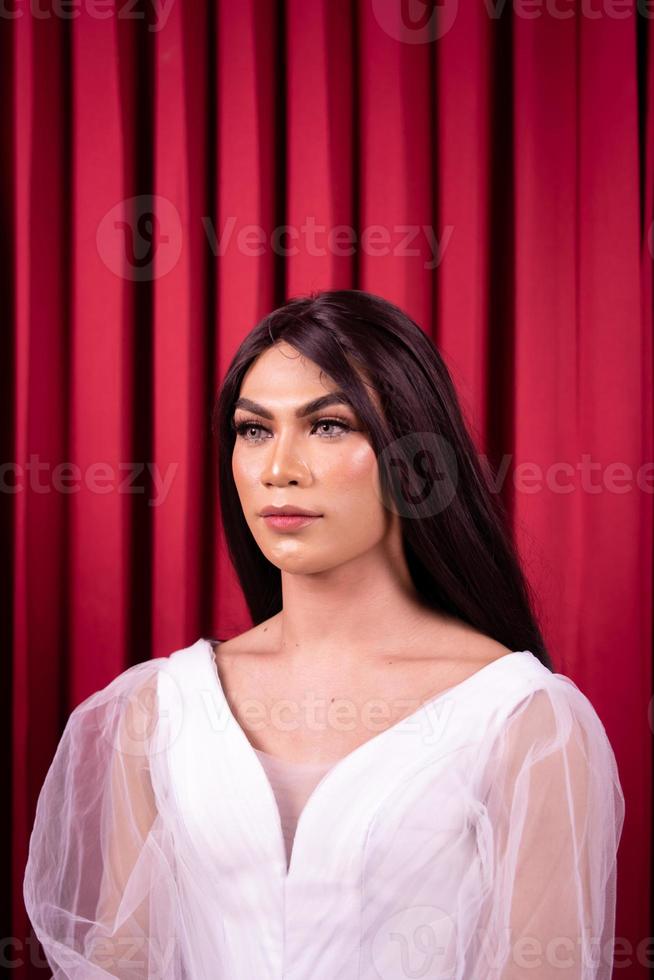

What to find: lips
left=261, top=512, right=322, bottom=531
left=260, top=507, right=322, bottom=517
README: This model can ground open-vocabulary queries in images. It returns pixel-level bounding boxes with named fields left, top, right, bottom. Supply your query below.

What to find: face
left=231, top=342, right=395, bottom=575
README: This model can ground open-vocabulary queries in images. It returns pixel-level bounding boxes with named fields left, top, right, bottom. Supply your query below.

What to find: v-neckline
left=201, top=637, right=532, bottom=879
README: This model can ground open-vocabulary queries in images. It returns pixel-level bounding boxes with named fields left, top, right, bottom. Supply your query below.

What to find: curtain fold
left=7, top=2, right=651, bottom=975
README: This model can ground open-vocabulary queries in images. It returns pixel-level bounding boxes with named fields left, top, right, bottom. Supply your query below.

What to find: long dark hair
left=211, top=289, right=552, bottom=671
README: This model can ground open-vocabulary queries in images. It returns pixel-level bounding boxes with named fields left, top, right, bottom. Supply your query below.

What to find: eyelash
left=232, top=416, right=353, bottom=443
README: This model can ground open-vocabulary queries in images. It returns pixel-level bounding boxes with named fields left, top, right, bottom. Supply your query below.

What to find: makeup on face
left=262, top=514, right=322, bottom=532
left=232, top=390, right=363, bottom=534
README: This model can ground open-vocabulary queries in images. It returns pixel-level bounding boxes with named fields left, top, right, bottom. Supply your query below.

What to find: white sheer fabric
left=23, top=660, right=186, bottom=978
left=464, top=683, right=625, bottom=978
left=23, top=638, right=625, bottom=979
left=253, top=748, right=335, bottom=872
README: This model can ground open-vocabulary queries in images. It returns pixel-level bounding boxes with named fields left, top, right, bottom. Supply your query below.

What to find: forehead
left=240, top=343, right=334, bottom=397
left=238, top=342, right=383, bottom=417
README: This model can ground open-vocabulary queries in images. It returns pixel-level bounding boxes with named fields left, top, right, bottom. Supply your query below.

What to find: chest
left=214, top=653, right=475, bottom=763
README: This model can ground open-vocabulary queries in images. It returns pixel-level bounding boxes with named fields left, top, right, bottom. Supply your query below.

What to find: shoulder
left=415, top=611, right=515, bottom=663
left=73, top=656, right=166, bottom=708
left=66, top=655, right=170, bottom=746
left=38, top=657, right=171, bottom=791
left=208, top=614, right=282, bottom=664
left=467, top=664, right=623, bottom=815
left=217, top=614, right=282, bottom=651
left=478, top=670, right=625, bottom=868
left=411, top=617, right=518, bottom=693
left=489, top=665, right=620, bottom=785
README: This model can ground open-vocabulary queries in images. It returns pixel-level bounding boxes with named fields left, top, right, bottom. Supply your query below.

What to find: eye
left=232, top=416, right=353, bottom=443
left=310, top=417, right=352, bottom=438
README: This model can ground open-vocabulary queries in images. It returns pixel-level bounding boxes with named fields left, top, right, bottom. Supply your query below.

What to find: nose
left=260, top=430, right=311, bottom=487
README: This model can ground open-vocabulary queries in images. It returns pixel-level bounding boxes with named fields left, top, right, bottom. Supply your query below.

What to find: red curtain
left=5, top=1, right=652, bottom=974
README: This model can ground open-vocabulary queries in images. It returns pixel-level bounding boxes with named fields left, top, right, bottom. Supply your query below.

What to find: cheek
left=322, top=442, right=377, bottom=487
left=231, top=447, right=260, bottom=488
left=319, top=441, right=377, bottom=487
left=321, top=443, right=386, bottom=525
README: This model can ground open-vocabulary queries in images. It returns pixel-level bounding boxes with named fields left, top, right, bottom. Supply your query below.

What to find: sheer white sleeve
left=23, top=661, right=184, bottom=978
left=469, top=677, right=625, bottom=979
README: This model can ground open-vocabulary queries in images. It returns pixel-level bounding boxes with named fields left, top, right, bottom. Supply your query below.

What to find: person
left=23, top=290, right=625, bottom=978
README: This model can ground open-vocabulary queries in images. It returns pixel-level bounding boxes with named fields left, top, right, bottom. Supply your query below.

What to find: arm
left=23, top=663, right=182, bottom=978
left=469, top=681, right=625, bottom=979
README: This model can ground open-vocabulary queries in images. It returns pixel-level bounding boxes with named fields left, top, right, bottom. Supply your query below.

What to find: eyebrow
left=232, top=391, right=353, bottom=420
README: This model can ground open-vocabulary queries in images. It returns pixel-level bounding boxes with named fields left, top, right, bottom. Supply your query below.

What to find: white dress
left=23, top=637, right=625, bottom=979
left=253, top=747, right=335, bottom=872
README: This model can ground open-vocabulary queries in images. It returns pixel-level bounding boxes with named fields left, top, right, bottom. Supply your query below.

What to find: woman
left=24, top=289, right=625, bottom=978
